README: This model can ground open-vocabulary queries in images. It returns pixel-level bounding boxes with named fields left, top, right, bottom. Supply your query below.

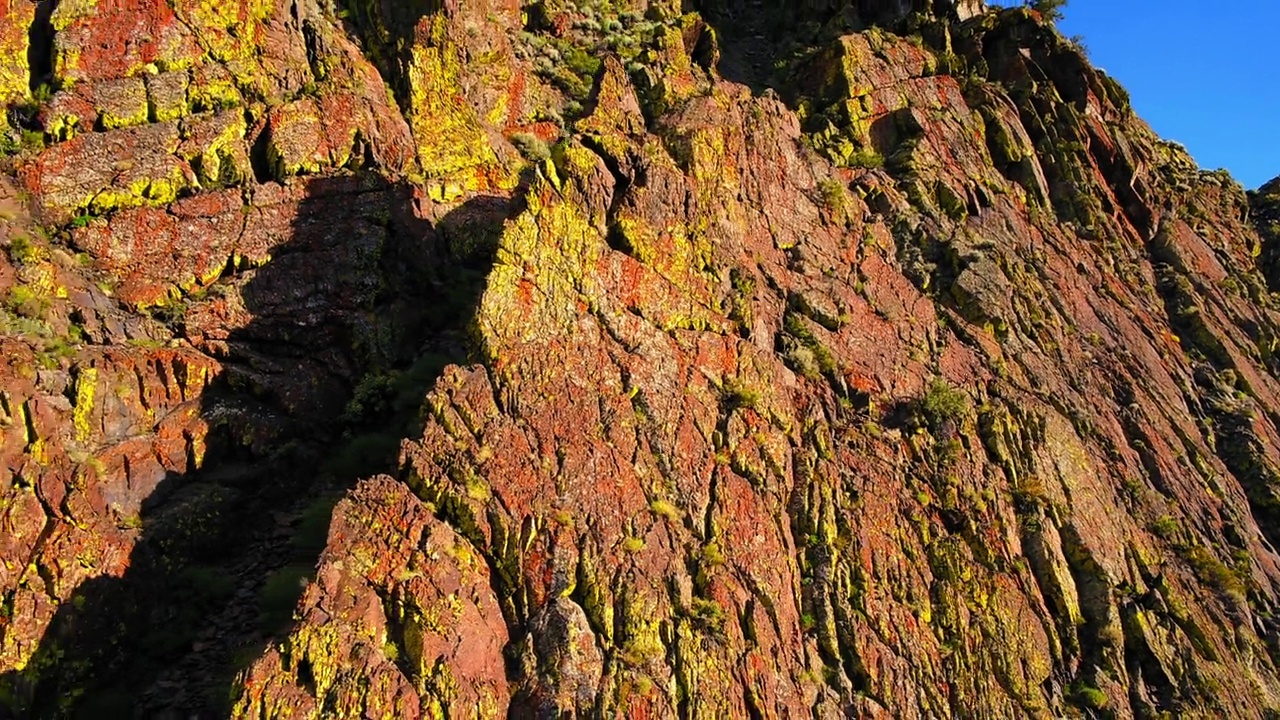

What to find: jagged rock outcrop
left=1253, top=177, right=1280, bottom=291
left=3, top=0, right=1280, bottom=718
left=697, top=0, right=986, bottom=27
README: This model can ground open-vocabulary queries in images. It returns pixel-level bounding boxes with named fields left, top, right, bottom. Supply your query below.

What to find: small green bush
left=382, top=640, right=400, bottom=662
left=323, top=431, right=401, bottom=480
left=20, top=130, right=45, bottom=154
left=817, top=178, right=844, bottom=207
left=1150, top=515, right=1180, bottom=540
left=6, top=285, right=46, bottom=319
left=1011, top=475, right=1046, bottom=507
left=783, top=312, right=837, bottom=379
left=259, top=563, right=313, bottom=633
left=31, top=83, right=55, bottom=104
left=1071, top=683, right=1106, bottom=710
left=1148, top=514, right=1248, bottom=596
left=919, top=379, right=968, bottom=431
left=179, top=564, right=236, bottom=602
left=847, top=148, right=885, bottom=168
left=561, top=46, right=601, bottom=92
left=721, top=379, right=762, bottom=410
left=690, top=597, right=726, bottom=636
left=648, top=499, right=680, bottom=522
left=510, top=132, right=551, bottom=162
left=1183, top=545, right=1247, bottom=597
left=147, top=300, right=187, bottom=328
left=701, top=542, right=724, bottom=567
left=291, top=496, right=339, bottom=556
left=342, top=371, right=396, bottom=423
left=727, top=267, right=755, bottom=334
left=6, top=233, right=41, bottom=264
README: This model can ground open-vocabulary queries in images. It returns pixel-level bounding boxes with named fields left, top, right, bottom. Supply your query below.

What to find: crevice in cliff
left=331, top=0, right=438, bottom=113
left=1250, top=179, right=1280, bottom=296
left=579, top=135, right=634, bottom=256
left=21, top=516, right=60, bottom=602
left=300, top=17, right=324, bottom=85
left=26, top=0, right=55, bottom=93
left=1118, top=584, right=1179, bottom=714
left=377, top=586, right=417, bottom=689
left=1083, top=122, right=1154, bottom=240
left=1057, top=524, right=1123, bottom=708
left=1114, top=394, right=1177, bottom=501
left=1197, top=367, right=1280, bottom=555
left=247, top=129, right=276, bottom=187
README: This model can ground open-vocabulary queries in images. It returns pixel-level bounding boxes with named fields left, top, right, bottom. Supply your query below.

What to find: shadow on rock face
left=0, top=174, right=512, bottom=718
left=693, top=0, right=982, bottom=94
left=692, top=0, right=888, bottom=92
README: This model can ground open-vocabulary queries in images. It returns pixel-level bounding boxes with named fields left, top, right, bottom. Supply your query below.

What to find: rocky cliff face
left=2, top=0, right=1280, bottom=718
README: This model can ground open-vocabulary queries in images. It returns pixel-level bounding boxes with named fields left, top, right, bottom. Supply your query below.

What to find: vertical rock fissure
left=25, top=0, right=54, bottom=93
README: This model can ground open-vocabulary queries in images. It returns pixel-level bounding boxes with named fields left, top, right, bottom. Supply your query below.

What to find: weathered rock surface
left=2, top=0, right=1280, bottom=718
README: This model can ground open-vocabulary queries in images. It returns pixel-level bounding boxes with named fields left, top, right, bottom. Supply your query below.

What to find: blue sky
left=990, top=1, right=1279, bottom=189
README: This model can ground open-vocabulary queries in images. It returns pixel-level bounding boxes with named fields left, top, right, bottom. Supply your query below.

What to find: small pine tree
left=1029, top=0, right=1068, bottom=23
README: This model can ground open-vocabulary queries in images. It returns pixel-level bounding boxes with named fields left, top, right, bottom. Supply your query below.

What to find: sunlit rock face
left=3, top=0, right=1280, bottom=718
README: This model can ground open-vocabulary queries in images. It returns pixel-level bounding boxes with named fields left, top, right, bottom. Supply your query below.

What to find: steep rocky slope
left=3, top=0, right=1280, bottom=717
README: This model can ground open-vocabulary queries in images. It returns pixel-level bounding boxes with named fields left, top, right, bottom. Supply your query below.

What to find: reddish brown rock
left=4, top=2, right=1280, bottom=719
left=230, top=7, right=1280, bottom=718
left=144, top=70, right=191, bottom=123
left=37, top=89, right=98, bottom=141
left=19, top=121, right=192, bottom=224
left=68, top=188, right=244, bottom=308
left=235, top=477, right=509, bottom=718
left=90, top=77, right=149, bottom=129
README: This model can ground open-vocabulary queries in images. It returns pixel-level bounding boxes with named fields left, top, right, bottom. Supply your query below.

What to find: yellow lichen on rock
left=406, top=17, right=500, bottom=186
left=265, top=99, right=326, bottom=179
left=72, top=368, right=98, bottom=443
left=173, top=0, right=276, bottom=90
left=87, top=161, right=191, bottom=216
left=49, top=0, right=97, bottom=33
left=187, top=112, right=249, bottom=186
left=640, top=18, right=704, bottom=116
left=146, top=71, right=191, bottom=123
left=96, top=78, right=150, bottom=130
left=0, top=0, right=32, bottom=132
left=478, top=177, right=604, bottom=353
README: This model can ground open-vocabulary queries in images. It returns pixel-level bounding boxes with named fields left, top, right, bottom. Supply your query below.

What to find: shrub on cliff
left=993, top=0, right=1068, bottom=23
left=1030, top=0, right=1068, bottom=22
left=919, top=378, right=969, bottom=432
